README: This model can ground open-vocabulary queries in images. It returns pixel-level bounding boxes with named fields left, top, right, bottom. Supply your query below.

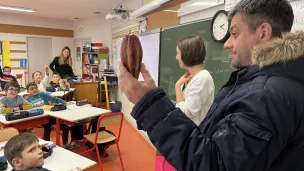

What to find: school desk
left=0, top=113, right=49, bottom=130
left=46, top=104, right=111, bottom=145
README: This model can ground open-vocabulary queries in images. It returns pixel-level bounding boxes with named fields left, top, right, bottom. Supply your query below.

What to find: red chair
left=80, top=112, right=124, bottom=171
left=23, top=94, right=30, bottom=99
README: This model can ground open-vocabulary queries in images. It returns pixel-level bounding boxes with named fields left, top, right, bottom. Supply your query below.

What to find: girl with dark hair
left=175, top=35, right=214, bottom=125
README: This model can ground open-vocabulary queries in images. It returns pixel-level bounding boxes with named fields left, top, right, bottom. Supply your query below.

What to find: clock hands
left=220, top=24, right=225, bottom=30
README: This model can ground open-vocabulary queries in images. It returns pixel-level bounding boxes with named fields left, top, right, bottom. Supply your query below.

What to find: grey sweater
left=0, top=95, right=32, bottom=114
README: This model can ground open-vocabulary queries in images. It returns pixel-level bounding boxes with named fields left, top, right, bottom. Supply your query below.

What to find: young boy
left=0, top=66, right=17, bottom=90
left=32, top=65, right=49, bottom=92
left=4, top=133, right=48, bottom=171
left=49, top=72, right=69, bottom=89
left=4, top=133, right=82, bottom=171
left=25, top=82, right=71, bottom=148
left=0, top=81, right=32, bottom=114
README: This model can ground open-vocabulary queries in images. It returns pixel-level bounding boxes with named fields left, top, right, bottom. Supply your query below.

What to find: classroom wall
left=0, top=13, right=73, bottom=30
left=72, top=15, right=112, bottom=76
left=73, top=15, right=112, bottom=47
left=146, top=5, right=180, bottom=31
left=179, top=4, right=225, bottom=24
left=0, top=13, right=75, bottom=85
left=0, top=33, right=74, bottom=85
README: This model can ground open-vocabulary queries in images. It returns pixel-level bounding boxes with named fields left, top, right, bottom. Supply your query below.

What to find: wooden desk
left=0, top=140, right=96, bottom=171
left=46, top=104, right=111, bottom=145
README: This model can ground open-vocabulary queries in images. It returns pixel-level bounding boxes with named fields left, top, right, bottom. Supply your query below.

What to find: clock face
left=211, top=11, right=229, bottom=42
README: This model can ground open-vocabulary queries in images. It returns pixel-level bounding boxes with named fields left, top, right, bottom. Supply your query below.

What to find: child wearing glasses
left=0, top=81, right=32, bottom=114
left=25, top=82, right=74, bottom=149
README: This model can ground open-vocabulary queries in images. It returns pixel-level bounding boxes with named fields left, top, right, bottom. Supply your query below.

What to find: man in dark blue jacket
left=119, top=0, right=304, bottom=170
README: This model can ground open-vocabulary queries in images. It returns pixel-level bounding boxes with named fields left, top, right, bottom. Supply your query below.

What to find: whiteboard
left=138, top=32, right=160, bottom=85
left=112, top=37, right=123, bottom=76
left=112, top=32, right=160, bottom=86
left=289, top=0, right=304, bottom=32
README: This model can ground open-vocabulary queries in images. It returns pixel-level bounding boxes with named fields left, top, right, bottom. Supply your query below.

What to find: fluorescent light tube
left=0, top=5, right=35, bottom=13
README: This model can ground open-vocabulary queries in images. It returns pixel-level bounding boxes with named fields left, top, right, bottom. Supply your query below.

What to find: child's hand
left=66, top=101, right=74, bottom=105
left=13, top=107, right=20, bottom=111
left=48, top=101, right=56, bottom=106
left=44, top=64, right=49, bottom=75
left=65, top=82, right=70, bottom=88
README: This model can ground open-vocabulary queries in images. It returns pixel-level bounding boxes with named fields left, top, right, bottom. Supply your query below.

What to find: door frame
left=26, top=36, right=52, bottom=83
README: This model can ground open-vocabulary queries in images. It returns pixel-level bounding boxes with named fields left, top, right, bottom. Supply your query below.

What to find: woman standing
left=49, top=46, right=75, bottom=88
left=155, top=35, right=215, bottom=171
left=175, top=35, right=214, bottom=125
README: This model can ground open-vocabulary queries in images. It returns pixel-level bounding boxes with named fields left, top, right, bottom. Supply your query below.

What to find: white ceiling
left=0, top=0, right=124, bottom=20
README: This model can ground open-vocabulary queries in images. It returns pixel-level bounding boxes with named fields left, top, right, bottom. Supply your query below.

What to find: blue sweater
left=26, top=92, right=66, bottom=108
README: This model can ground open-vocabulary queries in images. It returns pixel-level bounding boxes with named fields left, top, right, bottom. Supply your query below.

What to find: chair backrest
left=0, top=128, right=19, bottom=142
left=23, top=94, right=30, bottom=99
left=96, top=112, right=124, bottom=142
left=99, top=114, right=122, bottom=127
left=0, top=94, right=6, bottom=97
left=15, top=74, right=23, bottom=79
left=15, top=74, right=23, bottom=87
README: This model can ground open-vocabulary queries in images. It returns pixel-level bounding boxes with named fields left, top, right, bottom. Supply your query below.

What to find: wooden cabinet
left=74, top=82, right=98, bottom=103
left=73, top=82, right=111, bottom=104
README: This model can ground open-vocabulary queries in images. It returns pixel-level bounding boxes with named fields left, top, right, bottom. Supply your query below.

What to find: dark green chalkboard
left=159, top=19, right=235, bottom=99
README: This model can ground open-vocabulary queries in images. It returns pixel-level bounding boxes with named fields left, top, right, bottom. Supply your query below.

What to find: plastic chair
left=80, top=112, right=124, bottom=171
left=0, top=127, right=19, bottom=142
left=23, top=94, right=30, bottom=99
left=16, top=74, right=23, bottom=87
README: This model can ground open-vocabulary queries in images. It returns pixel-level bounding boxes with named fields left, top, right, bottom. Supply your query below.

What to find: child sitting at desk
left=32, top=65, right=49, bottom=92
left=25, top=82, right=72, bottom=149
left=0, top=66, right=17, bottom=91
left=49, top=72, right=70, bottom=89
left=4, top=133, right=82, bottom=171
left=0, top=81, right=32, bottom=114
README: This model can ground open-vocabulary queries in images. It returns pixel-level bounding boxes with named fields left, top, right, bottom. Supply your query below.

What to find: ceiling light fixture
left=0, top=4, right=35, bottom=13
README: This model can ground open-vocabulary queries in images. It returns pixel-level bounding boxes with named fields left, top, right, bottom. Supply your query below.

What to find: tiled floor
left=32, top=118, right=156, bottom=171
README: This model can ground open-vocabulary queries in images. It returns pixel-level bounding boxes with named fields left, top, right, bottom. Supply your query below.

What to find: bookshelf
left=81, top=50, right=109, bottom=79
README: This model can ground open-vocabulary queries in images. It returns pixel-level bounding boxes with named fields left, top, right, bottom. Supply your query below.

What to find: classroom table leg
left=56, top=118, right=61, bottom=146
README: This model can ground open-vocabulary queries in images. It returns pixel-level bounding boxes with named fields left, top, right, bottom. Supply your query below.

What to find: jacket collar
left=252, top=31, right=304, bottom=68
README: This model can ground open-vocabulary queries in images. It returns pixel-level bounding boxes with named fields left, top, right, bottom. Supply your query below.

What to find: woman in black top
left=49, top=46, right=75, bottom=87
